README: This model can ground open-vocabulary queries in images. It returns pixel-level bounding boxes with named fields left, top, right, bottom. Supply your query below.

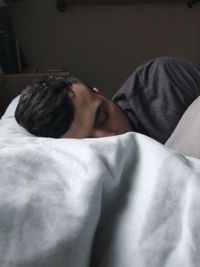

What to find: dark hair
left=15, top=75, right=85, bottom=138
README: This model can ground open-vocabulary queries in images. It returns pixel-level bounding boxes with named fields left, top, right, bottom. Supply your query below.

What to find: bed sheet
left=1, top=97, right=200, bottom=267
left=0, top=132, right=200, bottom=267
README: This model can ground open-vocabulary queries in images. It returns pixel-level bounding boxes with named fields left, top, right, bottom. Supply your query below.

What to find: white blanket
left=1, top=132, right=200, bottom=267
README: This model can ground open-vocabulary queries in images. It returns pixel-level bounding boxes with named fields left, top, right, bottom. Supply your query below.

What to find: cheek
left=111, top=103, right=124, bottom=121
left=104, top=99, right=131, bottom=132
left=108, top=104, right=125, bottom=127
left=109, top=103, right=131, bottom=132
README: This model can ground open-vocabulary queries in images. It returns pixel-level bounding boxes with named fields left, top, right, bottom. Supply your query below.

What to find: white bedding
left=1, top=98, right=200, bottom=267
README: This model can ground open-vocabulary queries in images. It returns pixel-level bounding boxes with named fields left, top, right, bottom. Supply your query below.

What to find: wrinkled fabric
left=112, top=57, right=200, bottom=143
left=0, top=133, right=200, bottom=267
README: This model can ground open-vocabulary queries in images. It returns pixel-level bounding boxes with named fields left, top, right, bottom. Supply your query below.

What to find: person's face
left=61, top=83, right=132, bottom=139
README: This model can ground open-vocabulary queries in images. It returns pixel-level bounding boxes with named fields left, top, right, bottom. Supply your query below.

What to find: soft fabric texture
left=166, top=96, right=200, bottom=159
left=0, top=95, right=33, bottom=138
left=1, top=132, right=200, bottom=267
left=1, top=97, right=200, bottom=267
left=112, top=57, right=200, bottom=143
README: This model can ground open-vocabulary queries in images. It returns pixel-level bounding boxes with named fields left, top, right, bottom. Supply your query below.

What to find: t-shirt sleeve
left=112, top=57, right=200, bottom=143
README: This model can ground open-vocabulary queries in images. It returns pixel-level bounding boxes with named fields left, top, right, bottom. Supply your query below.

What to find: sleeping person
left=15, top=75, right=133, bottom=139
left=15, top=57, right=200, bottom=144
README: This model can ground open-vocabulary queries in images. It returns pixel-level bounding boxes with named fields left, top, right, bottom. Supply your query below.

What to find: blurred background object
left=0, top=0, right=22, bottom=74
left=187, top=0, right=200, bottom=8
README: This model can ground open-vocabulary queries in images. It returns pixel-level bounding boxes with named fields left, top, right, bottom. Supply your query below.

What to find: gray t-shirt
left=112, top=57, right=200, bottom=144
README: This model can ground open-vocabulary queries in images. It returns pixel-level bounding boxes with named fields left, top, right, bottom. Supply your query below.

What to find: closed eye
left=94, top=102, right=108, bottom=127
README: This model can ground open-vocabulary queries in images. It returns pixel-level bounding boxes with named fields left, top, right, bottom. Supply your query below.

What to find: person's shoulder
left=136, top=56, right=193, bottom=71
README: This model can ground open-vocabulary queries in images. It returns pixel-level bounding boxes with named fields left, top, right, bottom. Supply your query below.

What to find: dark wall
left=8, top=0, right=200, bottom=97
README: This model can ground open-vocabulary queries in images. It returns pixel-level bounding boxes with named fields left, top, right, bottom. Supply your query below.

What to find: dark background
left=4, top=0, right=200, bottom=98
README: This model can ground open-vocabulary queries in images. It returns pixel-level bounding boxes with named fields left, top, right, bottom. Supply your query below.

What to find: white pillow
left=166, top=96, right=200, bottom=158
left=0, top=95, right=34, bottom=138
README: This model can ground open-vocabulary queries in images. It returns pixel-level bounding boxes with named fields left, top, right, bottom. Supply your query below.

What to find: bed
left=1, top=95, right=200, bottom=267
